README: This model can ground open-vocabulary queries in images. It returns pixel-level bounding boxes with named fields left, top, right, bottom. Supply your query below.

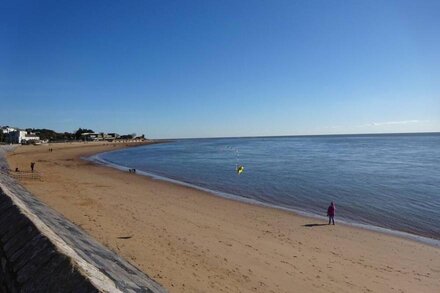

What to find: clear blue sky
left=1, top=0, right=439, bottom=138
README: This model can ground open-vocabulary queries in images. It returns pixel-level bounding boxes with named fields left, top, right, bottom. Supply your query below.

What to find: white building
left=1, top=126, right=17, bottom=134
left=22, top=132, right=40, bottom=143
left=81, top=132, right=120, bottom=141
left=7, top=130, right=40, bottom=144
left=80, top=132, right=100, bottom=141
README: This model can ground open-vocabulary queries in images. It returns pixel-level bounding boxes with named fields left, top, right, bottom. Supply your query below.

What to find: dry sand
left=6, top=142, right=440, bottom=293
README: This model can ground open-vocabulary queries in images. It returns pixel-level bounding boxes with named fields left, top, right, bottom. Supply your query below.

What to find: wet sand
left=6, top=142, right=440, bottom=293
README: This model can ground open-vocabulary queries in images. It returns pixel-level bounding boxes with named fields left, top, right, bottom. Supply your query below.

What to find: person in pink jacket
left=327, top=202, right=335, bottom=225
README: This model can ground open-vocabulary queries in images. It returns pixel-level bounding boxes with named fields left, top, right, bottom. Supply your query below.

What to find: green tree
left=74, top=128, right=94, bottom=140
left=32, top=129, right=58, bottom=141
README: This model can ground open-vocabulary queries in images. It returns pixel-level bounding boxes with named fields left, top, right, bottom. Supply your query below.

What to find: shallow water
left=95, top=133, right=440, bottom=240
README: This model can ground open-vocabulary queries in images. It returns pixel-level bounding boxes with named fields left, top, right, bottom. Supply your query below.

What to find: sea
left=89, top=133, right=440, bottom=245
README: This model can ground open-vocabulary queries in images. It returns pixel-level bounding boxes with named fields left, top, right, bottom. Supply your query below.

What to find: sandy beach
left=5, top=142, right=440, bottom=293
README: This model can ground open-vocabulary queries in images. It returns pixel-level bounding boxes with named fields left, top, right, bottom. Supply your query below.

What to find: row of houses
left=80, top=132, right=119, bottom=141
left=1, top=126, right=146, bottom=144
left=80, top=132, right=145, bottom=141
left=1, top=126, right=41, bottom=144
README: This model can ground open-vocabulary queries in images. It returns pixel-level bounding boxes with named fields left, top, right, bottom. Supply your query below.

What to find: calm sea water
left=94, top=133, right=440, bottom=241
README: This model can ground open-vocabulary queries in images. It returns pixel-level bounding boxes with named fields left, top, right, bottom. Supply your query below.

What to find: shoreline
left=89, top=147, right=440, bottom=248
left=6, top=142, right=440, bottom=293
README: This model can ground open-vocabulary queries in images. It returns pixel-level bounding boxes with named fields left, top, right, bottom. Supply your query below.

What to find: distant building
left=81, top=132, right=120, bottom=141
left=22, top=132, right=40, bottom=143
left=1, top=126, right=17, bottom=134
left=6, top=130, right=40, bottom=144
left=80, top=132, right=101, bottom=141
left=107, top=133, right=120, bottom=140
left=133, top=134, right=145, bottom=140
left=119, top=134, right=133, bottom=140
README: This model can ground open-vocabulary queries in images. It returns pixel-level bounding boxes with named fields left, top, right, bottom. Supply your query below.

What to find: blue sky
left=1, top=0, right=439, bottom=138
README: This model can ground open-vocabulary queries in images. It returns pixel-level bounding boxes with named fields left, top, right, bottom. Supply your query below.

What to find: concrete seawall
left=0, top=187, right=99, bottom=292
left=0, top=147, right=167, bottom=292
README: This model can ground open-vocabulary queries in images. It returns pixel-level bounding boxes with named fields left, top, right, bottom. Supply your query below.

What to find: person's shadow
left=303, top=223, right=328, bottom=227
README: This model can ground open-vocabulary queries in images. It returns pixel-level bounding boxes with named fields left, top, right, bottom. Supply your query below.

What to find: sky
left=1, top=0, right=439, bottom=138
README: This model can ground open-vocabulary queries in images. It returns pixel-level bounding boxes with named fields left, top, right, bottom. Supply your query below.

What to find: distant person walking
left=30, top=162, right=35, bottom=173
left=327, top=202, right=335, bottom=225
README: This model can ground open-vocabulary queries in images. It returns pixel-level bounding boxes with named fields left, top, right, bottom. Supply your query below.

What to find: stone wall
left=0, top=190, right=98, bottom=292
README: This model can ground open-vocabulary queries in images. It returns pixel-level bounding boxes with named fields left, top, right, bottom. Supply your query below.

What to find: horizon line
left=155, top=131, right=440, bottom=141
